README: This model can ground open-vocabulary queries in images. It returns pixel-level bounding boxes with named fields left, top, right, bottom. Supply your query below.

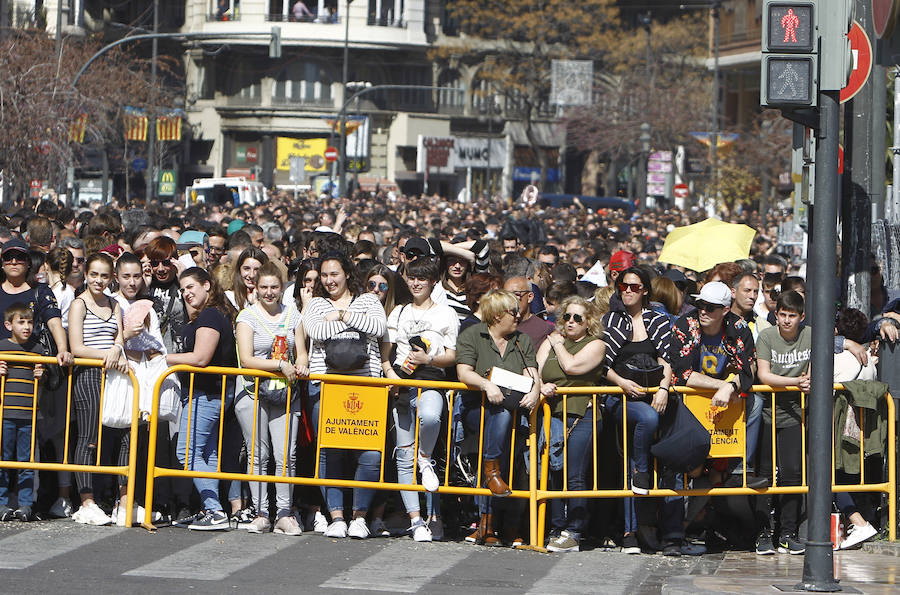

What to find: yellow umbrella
left=658, top=218, right=757, bottom=273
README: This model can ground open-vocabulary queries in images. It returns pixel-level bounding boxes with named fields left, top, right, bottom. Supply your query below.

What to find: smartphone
left=178, top=253, right=196, bottom=270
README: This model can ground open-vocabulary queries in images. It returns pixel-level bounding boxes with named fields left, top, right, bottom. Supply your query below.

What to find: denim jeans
left=605, top=396, right=659, bottom=474
left=0, top=419, right=33, bottom=508
left=549, top=407, right=601, bottom=537
left=461, top=393, right=513, bottom=514
left=393, top=387, right=444, bottom=516
left=308, top=382, right=381, bottom=515
left=176, top=390, right=225, bottom=512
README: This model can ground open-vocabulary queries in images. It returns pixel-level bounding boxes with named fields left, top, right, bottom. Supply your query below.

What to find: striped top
left=442, top=283, right=471, bottom=321
left=0, top=338, right=41, bottom=420
left=601, top=306, right=672, bottom=370
left=303, top=292, right=386, bottom=380
left=77, top=297, right=119, bottom=349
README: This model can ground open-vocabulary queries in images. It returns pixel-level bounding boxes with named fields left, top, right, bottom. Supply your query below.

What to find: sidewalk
left=661, top=547, right=900, bottom=594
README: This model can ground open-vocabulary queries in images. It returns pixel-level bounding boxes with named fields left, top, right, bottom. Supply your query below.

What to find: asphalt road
left=0, top=520, right=718, bottom=594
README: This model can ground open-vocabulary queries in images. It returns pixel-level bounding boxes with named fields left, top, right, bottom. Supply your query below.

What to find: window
left=436, top=69, right=465, bottom=113
left=273, top=61, right=334, bottom=105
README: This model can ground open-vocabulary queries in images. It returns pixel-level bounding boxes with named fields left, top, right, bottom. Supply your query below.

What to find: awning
left=356, top=176, right=398, bottom=192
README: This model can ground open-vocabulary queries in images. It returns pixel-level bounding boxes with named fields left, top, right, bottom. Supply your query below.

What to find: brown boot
left=481, top=513, right=502, bottom=547
left=465, top=514, right=486, bottom=544
left=483, top=459, right=511, bottom=497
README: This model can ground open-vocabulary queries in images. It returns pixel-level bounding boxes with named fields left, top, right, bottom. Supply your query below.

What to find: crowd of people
left=0, top=187, right=891, bottom=557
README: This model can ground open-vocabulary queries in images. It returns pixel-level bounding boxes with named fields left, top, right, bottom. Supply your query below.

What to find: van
left=186, top=177, right=265, bottom=207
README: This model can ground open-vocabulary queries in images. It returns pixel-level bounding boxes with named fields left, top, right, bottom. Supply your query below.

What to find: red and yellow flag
left=123, top=107, right=148, bottom=141
left=156, top=115, right=182, bottom=141
left=68, top=113, right=87, bottom=143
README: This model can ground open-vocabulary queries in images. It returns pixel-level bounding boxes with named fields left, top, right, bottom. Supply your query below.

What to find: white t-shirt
left=387, top=301, right=459, bottom=365
left=52, top=283, right=75, bottom=330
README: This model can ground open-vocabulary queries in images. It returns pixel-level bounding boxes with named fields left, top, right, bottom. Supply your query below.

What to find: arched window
left=436, top=69, right=465, bottom=113
left=471, top=75, right=502, bottom=115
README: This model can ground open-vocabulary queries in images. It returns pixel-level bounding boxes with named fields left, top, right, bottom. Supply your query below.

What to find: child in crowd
left=0, top=303, right=44, bottom=521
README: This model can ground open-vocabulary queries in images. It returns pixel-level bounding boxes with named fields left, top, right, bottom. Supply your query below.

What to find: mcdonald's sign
left=158, top=169, right=176, bottom=197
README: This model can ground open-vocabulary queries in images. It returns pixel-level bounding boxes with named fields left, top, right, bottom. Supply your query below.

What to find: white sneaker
left=411, top=518, right=432, bottom=542
left=50, top=497, right=73, bottom=519
left=418, top=456, right=440, bottom=492
left=247, top=516, right=271, bottom=534
left=274, top=515, right=303, bottom=536
left=839, top=522, right=877, bottom=550
left=348, top=517, right=370, bottom=539
left=324, top=519, right=348, bottom=538
left=74, top=502, right=111, bottom=526
left=370, top=517, right=391, bottom=537
left=311, top=510, right=329, bottom=533
left=428, top=518, right=444, bottom=542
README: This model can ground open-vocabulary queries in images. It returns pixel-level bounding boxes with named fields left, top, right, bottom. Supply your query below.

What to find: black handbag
left=650, top=394, right=711, bottom=473
left=614, top=353, right=664, bottom=388
left=324, top=330, right=368, bottom=372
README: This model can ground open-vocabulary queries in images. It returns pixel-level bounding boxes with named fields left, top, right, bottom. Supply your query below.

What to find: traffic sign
left=673, top=183, right=689, bottom=199
left=324, top=147, right=338, bottom=162
left=132, top=158, right=147, bottom=172
left=873, top=0, right=900, bottom=38
left=840, top=23, right=873, bottom=103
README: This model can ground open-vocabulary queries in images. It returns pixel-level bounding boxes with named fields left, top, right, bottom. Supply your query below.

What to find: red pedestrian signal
left=766, top=3, right=814, bottom=52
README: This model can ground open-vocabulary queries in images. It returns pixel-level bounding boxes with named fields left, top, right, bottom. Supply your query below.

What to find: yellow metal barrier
left=142, top=365, right=540, bottom=531
left=0, top=354, right=142, bottom=527
left=531, top=384, right=897, bottom=550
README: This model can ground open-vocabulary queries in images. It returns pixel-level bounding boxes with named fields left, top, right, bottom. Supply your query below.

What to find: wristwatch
left=730, top=380, right=741, bottom=393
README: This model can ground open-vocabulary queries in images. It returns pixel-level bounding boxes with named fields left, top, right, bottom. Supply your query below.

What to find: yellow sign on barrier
left=683, top=394, right=746, bottom=457
left=319, top=383, right=389, bottom=450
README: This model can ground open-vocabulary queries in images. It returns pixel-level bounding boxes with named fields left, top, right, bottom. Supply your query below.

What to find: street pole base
left=772, top=583, right=851, bottom=593
left=514, top=545, right=548, bottom=553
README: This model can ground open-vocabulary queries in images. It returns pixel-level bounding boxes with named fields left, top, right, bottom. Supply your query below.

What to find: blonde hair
left=480, top=289, right=519, bottom=326
left=555, top=295, right=604, bottom=337
left=592, top=286, right=615, bottom=316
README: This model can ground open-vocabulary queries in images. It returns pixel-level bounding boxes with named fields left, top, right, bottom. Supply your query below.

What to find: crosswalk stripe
left=525, top=552, right=643, bottom=595
left=0, top=526, right=118, bottom=569
left=319, top=541, right=472, bottom=593
left=123, top=530, right=300, bottom=580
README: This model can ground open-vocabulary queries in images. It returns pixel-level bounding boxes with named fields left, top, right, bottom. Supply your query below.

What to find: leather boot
left=481, top=513, right=501, bottom=547
left=483, top=459, right=511, bottom=497
left=465, top=514, right=486, bottom=544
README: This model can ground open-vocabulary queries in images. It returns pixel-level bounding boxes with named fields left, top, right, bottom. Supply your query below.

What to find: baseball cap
left=691, top=281, right=732, bottom=307
left=609, top=250, right=635, bottom=272
left=403, top=237, right=433, bottom=259
left=1, top=238, right=29, bottom=257
left=176, top=231, right=209, bottom=250
left=226, top=219, right=246, bottom=236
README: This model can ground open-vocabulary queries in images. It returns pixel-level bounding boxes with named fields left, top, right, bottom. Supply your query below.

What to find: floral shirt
left=670, top=310, right=756, bottom=393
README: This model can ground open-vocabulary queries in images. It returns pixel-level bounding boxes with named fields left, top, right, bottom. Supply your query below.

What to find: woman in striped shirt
left=303, top=251, right=386, bottom=539
left=68, top=253, right=128, bottom=526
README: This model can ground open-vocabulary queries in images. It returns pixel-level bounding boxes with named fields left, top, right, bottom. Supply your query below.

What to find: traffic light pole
left=797, top=89, right=840, bottom=593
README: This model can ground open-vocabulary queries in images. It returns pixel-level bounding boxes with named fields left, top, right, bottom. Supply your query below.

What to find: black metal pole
left=145, top=0, right=159, bottom=202
left=337, top=0, right=351, bottom=196
left=797, top=89, right=840, bottom=593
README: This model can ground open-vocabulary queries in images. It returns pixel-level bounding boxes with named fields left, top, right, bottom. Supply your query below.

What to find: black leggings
left=757, top=421, right=803, bottom=535
left=73, top=368, right=130, bottom=494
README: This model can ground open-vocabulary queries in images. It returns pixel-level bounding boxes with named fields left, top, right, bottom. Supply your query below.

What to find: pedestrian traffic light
left=761, top=2, right=817, bottom=107
left=818, top=0, right=854, bottom=91
left=269, top=26, right=281, bottom=59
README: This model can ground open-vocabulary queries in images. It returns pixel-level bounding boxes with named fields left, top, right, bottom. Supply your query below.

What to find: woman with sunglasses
left=536, top=295, right=606, bottom=552
left=455, top=289, right=540, bottom=546
left=601, top=266, right=673, bottom=552
left=227, top=247, right=268, bottom=310
left=303, top=251, right=387, bottom=539
left=145, top=236, right=188, bottom=354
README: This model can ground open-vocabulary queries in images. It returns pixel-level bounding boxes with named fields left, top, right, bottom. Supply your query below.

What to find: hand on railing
left=540, top=382, right=558, bottom=397
left=57, top=350, right=74, bottom=366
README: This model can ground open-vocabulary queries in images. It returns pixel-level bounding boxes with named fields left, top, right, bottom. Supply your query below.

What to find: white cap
left=314, top=225, right=334, bottom=233
left=691, top=281, right=732, bottom=307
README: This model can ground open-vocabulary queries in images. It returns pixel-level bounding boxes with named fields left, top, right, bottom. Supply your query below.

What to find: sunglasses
left=512, top=290, right=530, bottom=298
left=368, top=280, right=389, bottom=292
left=562, top=312, right=584, bottom=323
left=1, top=252, right=26, bottom=262
left=617, top=282, right=643, bottom=293
left=73, top=256, right=86, bottom=264
left=696, top=301, right=725, bottom=312
left=504, top=308, right=519, bottom=318
left=150, top=259, right=174, bottom=268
